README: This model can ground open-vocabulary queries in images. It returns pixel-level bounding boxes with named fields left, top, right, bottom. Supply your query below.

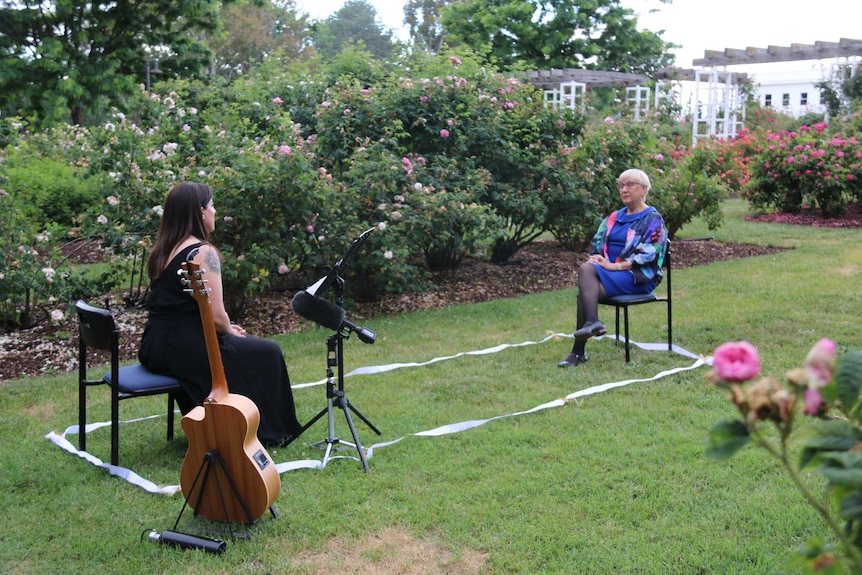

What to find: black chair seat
left=604, top=293, right=657, bottom=305
left=106, top=364, right=183, bottom=395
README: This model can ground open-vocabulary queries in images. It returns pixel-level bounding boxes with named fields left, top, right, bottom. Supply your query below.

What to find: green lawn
left=1, top=200, right=859, bottom=574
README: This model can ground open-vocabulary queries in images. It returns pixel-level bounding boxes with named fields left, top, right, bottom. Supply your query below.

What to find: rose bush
left=742, top=123, right=862, bottom=217
left=707, top=340, right=862, bottom=573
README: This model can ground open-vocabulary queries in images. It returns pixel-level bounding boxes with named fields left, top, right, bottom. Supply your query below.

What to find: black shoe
left=557, top=352, right=588, bottom=368
left=574, top=321, right=606, bottom=341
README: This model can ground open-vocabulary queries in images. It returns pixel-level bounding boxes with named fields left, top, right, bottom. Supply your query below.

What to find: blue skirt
left=596, top=265, right=654, bottom=298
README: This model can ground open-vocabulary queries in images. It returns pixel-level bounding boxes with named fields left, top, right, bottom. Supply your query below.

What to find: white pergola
left=525, top=38, right=862, bottom=146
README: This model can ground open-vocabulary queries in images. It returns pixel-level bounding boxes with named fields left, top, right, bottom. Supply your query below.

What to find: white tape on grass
left=46, top=334, right=708, bottom=493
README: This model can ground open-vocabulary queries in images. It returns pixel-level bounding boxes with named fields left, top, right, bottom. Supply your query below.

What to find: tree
left=403, top=0, right=451, bottom=54
left=0, top=0, right=236, bottom=127
left=208, top=0, right=312, bottom=80
left=440, top=0, right=675, bottom=73
left=311, top=0, right=394, bottom=61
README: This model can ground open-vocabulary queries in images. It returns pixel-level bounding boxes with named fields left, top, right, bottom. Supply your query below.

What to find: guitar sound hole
left=253, top=449, right=271, bottom=470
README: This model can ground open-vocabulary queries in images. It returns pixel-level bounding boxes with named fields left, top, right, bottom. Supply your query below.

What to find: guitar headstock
left=179, top=259, right=210, bottom=304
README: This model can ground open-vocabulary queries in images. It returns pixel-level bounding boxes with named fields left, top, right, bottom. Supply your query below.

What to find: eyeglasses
left=617, top=181, right=643, bottom=190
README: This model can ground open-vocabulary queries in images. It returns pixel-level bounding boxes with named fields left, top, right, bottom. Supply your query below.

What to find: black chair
left=599, top=244, right=672, bottom=363
left=75, top=300, right=182, bottom=467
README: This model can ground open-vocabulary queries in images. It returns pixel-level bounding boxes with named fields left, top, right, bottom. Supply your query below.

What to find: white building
left=753, top=65, right=829, bottom=116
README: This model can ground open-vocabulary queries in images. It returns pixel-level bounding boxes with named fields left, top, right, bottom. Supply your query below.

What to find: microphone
left=144, top=529, right=226, bottom=554
left=291, top=290, right=344, bottom=331
left=290, top=291, right=376, bottom=344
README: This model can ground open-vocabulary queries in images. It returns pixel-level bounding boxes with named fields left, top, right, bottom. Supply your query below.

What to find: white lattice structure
left=691, top=68, right=746, bottom=146
left=625, top=86, right=651, bottom=120
left=543, top=81, right=586, bottom=112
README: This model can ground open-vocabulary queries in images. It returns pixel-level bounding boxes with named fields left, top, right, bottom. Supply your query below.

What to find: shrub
left=647, top=142, right=727, bottom=239
left=744, top=123, right=862, bottom=216
left=0, top=193, right=113, bottom=330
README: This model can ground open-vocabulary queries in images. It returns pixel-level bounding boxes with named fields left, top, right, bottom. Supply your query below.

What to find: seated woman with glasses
left=558, top=168, right=668, bottom=368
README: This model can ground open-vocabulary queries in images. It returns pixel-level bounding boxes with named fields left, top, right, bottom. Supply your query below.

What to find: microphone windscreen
left=290, top=291, right=345, bottom=331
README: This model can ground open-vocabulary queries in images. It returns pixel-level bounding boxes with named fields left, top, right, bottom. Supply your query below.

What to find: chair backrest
left=74, top=300, right=118, bottom=352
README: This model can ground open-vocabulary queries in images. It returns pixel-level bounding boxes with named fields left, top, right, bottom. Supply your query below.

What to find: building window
left=782, top=93, right=790, bottom=106
left=764, top=94, right=772, bottom=107
left=800, top=92, right=808, bottom=105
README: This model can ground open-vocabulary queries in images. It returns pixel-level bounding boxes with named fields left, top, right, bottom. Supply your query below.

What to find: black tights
left=572, top=262, right=606, bottom=354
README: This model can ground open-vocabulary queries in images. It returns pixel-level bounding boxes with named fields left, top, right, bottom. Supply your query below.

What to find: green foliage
left=834, top=351, right=862, bottom=417
left=208, top=1, right=313, bottom=80
left=705, top=419, right=751, bottom=459
left=0, top=0, right=237, bottom=127
left=403, top=0, right=450, bottom=53
left=311, top=0, right=395, bottom=61
left=0, top=193, right=115, bottom=330
left=79, top=80, right=329, bottom=315
left=648, top=143, right=727, bottom=239
left=2, top=146, right=100, bottom=227
left=440, top=0, right=675, bottom=72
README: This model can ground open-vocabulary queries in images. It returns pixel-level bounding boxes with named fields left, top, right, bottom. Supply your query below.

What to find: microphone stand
left=283, top=228, right=381, bottom=471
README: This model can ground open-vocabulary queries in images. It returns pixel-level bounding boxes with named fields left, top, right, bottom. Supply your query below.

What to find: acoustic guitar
left=178, top=258, right=280, bottom=523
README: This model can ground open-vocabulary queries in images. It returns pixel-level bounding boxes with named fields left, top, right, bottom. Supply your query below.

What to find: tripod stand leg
left=336, top=397, right=370, bottom=472
left=345, top=400, right=382, bottom=436
left=280, top=404, right=328, bottom=448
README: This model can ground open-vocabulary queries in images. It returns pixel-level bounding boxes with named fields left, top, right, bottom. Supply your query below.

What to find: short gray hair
left=617, top=169, right=651, bottom=193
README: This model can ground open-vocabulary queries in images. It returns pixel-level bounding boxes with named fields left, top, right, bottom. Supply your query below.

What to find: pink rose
left=713, top=341, right=761, bottom=382
left=440, top=129, right=450, bottom=138
left=804, top=338, right=837, bottom=388
left=803, top=387, right=823, bottom=415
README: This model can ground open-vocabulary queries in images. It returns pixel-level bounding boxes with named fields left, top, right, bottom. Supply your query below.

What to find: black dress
left=138, top=243, right=302, bottom=446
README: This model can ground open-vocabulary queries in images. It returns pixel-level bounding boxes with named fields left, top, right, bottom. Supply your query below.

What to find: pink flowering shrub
left=707, top=340, right=862, bottom=572
left=741, top=123, right=862, bottom=216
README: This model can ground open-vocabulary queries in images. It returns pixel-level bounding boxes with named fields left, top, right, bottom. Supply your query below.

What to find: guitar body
left=178, top=257, right=281, bottom=523
left=180, top=395, right=280, bottom=522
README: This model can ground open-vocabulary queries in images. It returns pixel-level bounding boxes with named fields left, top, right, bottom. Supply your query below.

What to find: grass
left=1, top=199, right=860, bottom=574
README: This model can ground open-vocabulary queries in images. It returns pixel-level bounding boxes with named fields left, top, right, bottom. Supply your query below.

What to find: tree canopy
left=311, top=0, right=394, bottom=61
left=0, top=0, right=236, bottom=126
left=208, top=0, right=312, bottom=80
left=404, top=0, right=450, bottom=54
left=440, top=0, right=675, bottom=73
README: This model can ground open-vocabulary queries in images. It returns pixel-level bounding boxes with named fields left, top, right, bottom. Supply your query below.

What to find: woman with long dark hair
left=139, top=182, right=302, bottom=446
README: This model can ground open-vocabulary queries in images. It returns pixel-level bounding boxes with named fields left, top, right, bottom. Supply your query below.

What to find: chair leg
left=167, top=393, right=176, bottom=441
left=111, top=387, right=120, bottom=467
left=78, top=380, right=87, bottom=452
left=78, top=341, right=87, bottom=452
left=614, top=308, right=621, bottom=342
left=667, top=301, right=673, bottom=352
left=623, top=306, right=631, bottom=363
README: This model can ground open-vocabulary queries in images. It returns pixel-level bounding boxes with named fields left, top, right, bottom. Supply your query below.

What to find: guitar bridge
left=253, top=449, right=271, bottom=470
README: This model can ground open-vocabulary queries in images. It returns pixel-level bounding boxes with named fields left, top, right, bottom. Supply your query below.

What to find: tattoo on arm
left=204, top=248, right=221, bottom=274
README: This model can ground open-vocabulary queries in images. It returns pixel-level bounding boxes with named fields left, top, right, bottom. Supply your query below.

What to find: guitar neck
left=184, top=261, right=229, bottom=403
left=197, top=295, right=229, bottom=403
